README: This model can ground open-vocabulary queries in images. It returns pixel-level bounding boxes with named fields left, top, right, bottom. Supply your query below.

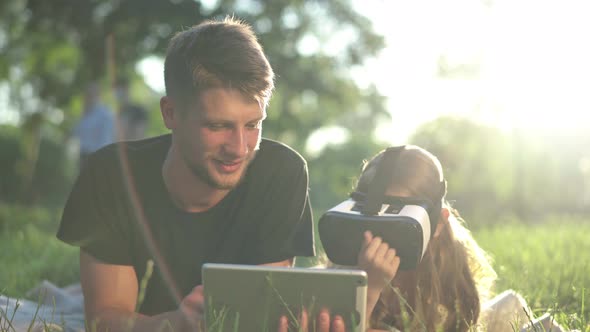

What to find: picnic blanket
left=0, top=281, right=84, bottom=332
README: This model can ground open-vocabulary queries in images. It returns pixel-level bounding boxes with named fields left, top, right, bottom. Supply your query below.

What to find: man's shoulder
left=258, top=138, right=307, bottom=167
left=89, top=134, right=170, bottom=165
left=124, top=134, right=170, bottom=151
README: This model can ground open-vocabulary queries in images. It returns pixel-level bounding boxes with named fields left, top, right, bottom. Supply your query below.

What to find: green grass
left=0, top=204, right=79, bottom=297
left=0, top=206, right=588, bottom=330
left=0, top=224, right=79, bottom=297
left=473, top=216, right=590, bottom=330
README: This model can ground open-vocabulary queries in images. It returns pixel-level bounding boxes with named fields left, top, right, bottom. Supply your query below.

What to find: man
left=58, top=17, right=342, bottom=331
left=114, top=77, right=149, bottom=141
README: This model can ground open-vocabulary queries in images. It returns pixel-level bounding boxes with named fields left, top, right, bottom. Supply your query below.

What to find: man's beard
left=187, top=153, right=256, bottom=190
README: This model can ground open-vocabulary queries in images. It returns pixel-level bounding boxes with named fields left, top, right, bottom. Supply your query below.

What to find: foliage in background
left=410, top=116, right=590, bottom=224
left=308, top=133, right=388, bottom=215
left=0, top=125, right=75, bottom=205
left=0, top=0, right=387, bottom=211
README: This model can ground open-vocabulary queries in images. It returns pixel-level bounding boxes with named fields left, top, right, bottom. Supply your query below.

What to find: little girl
left=344, top=145, right=564, bottom=331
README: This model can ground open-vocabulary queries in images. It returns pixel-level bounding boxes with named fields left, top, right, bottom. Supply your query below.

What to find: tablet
left=202, top=263, right=367, bottom=332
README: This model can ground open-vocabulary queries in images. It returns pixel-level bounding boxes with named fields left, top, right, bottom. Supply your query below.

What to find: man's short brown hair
left=164, top=16, right=275, bottom=109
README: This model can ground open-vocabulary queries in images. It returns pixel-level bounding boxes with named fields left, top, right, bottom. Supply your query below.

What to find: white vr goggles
left=319, top=146, right=446, bottom=270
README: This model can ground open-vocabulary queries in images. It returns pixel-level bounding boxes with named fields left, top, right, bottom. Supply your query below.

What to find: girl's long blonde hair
left=355, top=146, right=497, bottom=332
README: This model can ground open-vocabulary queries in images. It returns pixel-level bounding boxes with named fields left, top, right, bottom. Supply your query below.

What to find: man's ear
left=434, top=207, right=450, bottom=238
left=160, top=96, right=177, bottom=130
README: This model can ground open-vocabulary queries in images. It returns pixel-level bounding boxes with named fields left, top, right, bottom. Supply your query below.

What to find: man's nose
left=224, top=127, right=249, bottom=158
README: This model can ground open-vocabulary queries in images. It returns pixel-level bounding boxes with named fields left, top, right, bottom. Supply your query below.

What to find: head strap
left=355, top=147, right=448, bottom=233
left=362, top=146, right=405, bottom=215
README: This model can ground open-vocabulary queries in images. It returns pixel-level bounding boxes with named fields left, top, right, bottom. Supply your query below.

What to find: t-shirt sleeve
left=56, top=152, right=132, bottom=265
left=248, top=157, right=316, bottom=264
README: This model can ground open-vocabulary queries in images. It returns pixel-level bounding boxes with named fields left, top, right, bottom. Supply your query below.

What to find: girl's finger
left=362, top=235, right=383, bottom=260
left=384, top=248, right=398, bottom=264
left=373, top=242, right=390, bottom=263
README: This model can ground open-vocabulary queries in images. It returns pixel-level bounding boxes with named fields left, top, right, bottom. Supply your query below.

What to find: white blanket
left=0, top=281, right=85, bottom=332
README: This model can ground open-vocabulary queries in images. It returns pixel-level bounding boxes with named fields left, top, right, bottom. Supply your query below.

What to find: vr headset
left=318, top=146, right=446, bottom=270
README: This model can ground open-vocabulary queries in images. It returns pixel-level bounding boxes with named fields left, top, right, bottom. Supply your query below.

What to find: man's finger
left=180, top=285, right=205, bottom=315
left=186, top=285, right=204, bottom=303
left=299, top=307, right=309, bottom=332
left=331, top=315, right=345, bottom=332
left=277, top=315, right=288, bottom=332
left=316, top=309, right=331, bottom=332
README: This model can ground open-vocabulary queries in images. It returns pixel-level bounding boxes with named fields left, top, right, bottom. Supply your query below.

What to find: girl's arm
left=357, top=231, right=401, bottom=325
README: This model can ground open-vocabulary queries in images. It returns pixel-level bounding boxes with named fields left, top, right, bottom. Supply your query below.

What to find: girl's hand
left=357, top=231, right=401, bottom=323
left=357, top=231, right=401, bottom=293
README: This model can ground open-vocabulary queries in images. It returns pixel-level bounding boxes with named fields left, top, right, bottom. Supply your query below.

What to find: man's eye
left=206, top=123, right=227, bottom=130
left=246, top=121, right=262, bottom=130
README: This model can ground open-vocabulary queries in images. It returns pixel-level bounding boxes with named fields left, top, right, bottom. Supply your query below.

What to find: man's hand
left=80, top=250, right=205, bottom=332
left=177, top=285, right=205, bottom=331
left=277, top=309, right=345, bottom=332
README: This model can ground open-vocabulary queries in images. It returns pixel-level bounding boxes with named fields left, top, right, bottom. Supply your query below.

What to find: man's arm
left=80, top=250, right=202, bottom=332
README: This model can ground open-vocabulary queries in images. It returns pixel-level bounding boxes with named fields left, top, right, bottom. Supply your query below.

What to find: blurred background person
left=114, top=77, right=149, bottom=141
left=72, top=82, right=115, bottom=168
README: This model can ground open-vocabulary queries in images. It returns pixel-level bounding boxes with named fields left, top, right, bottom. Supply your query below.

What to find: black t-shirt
left=57, top=134, right=315, bottom=315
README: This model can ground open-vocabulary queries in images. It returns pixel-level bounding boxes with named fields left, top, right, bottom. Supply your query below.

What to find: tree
left=410, top=116, right=590, bottom=224
left=0, top=0, right=388, bottom=207
left=409, top=116, right=515, bottom=224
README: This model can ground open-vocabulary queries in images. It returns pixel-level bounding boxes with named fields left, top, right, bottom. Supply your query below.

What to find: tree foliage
left=410, top=116, right=590, bottom=224
left=0, top=0, right=388, bottom=207
left=0, top=0, right=205, bottom=120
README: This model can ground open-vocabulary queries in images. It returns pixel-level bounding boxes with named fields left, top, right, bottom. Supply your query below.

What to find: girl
left=347, top=145, right=564, bottom=331
left=351, top=145, right=495, bottom=331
